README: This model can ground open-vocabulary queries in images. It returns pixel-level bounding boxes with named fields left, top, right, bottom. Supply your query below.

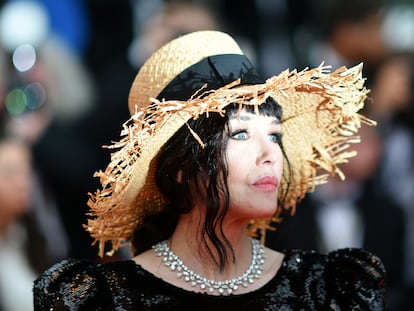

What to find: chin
left=252, top=204, right=278, bottom=219
left=229, top=197, right=278, bottom=218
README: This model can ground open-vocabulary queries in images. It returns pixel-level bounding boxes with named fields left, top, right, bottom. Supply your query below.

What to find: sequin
left=33, top=248, right=385, bottom=310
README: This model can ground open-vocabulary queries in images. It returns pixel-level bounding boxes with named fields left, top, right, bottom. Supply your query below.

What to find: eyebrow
left=229, top=113, right=281, bottom=125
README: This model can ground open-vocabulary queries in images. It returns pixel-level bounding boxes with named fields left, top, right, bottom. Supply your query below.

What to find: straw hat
left=86, top=31, right=373, bottom=256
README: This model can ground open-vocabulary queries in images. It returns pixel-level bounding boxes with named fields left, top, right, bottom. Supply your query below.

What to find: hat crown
left=128, top=31, right=243, bottom=115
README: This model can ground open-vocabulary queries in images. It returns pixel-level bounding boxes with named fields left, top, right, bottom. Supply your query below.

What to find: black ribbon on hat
left=157, top=54, right=264, bottom=101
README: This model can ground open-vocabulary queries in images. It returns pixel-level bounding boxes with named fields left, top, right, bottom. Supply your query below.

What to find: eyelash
left=230, top=130, right=248, bottom=140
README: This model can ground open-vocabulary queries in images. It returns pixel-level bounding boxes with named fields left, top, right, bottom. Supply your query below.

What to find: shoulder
left=322, top=248, right=385, bottom=291
left=33, top=258, right=140, bottom=310
left=324, top=248, right=385, bottom=309
left=283, top=247, right=385, bottom=276
left=281, top=248, right=385, bottom=309
left=324, top=247, right=385, bottom=276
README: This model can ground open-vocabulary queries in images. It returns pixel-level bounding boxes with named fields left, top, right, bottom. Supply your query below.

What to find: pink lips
left=252, top=176, right=279, bottom=192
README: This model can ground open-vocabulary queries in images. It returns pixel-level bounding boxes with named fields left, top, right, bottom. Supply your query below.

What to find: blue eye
left=231, top=130, right=248, bottom=140
left=269, top=133, right=282, bottom=143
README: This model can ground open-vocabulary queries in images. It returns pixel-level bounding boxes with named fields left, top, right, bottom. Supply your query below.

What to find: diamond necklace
left=153, top=237, right=265, bottom=295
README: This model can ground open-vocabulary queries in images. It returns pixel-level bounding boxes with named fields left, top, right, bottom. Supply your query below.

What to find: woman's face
left=225, top=110, right=283, bottom=220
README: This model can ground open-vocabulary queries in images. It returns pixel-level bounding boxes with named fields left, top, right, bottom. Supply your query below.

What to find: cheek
left=276, top=148, right=284, bottom=176
left=226, top=158, right=246, bottom=185
left=226, top=143, right=251, bottom=176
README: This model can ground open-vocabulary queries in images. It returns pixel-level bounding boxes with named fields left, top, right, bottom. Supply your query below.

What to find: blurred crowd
left=0, top=0, right=413, bottom=310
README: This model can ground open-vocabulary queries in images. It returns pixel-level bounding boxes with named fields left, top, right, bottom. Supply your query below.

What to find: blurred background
left=0, top=0, right=413, bottom=310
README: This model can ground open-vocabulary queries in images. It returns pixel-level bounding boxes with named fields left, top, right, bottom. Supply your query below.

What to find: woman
left=33, top=31, right=385, bottom=310
left=0, top=129, right=35, bottom=311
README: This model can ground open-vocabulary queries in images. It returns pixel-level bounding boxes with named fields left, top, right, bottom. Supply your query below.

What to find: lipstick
left=252, top=176, right=279, bottom=192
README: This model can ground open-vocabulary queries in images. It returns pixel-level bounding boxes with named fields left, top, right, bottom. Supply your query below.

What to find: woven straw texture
left=128, top=31, right=243, bottom=114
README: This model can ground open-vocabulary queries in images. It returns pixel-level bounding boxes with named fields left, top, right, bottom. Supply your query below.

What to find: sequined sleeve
left=33, top=259, right=112, bottom=311
left=325, top=248, right=386, bottom=310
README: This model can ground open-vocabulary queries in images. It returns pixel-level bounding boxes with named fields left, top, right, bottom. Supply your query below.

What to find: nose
left=256, top=137, right=278, bottom=166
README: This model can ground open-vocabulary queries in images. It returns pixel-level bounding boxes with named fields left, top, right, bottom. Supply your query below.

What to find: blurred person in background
left=368, top=53, right=414, bottom=308
left=0, top=123, right=68, bottom=306
left=0, top=123, right=64, bottom=311
left=0, top=0, right=97, bottom=260
left=290, top=0, right=388, bottom=79
left=367, top=53, right=413, bottom=134
left=0, top=126, right=33, bottom=311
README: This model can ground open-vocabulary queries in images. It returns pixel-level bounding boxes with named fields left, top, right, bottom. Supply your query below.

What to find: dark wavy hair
left=131, top=97, right=291, bottom=270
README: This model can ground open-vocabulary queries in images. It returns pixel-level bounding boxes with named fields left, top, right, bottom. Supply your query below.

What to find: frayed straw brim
left=86, top=64, right=373, bottom=257
left=84, top=31, right=373, bottom=257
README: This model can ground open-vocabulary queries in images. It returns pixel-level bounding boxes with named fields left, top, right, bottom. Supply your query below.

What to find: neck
left=169, top=212, right=252, bottom=280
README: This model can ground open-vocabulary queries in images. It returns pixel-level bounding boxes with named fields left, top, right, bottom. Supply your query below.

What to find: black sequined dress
left=33, top=248, right=385, bottom=310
